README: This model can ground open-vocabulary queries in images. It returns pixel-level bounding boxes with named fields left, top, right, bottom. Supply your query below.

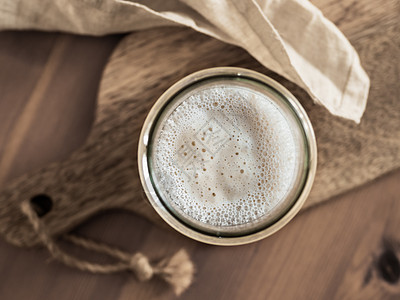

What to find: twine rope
left=20, top=201, right=194, bottom=295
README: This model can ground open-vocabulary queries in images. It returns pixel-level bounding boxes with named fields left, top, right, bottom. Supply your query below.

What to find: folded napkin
left=1, top=0, right=369, bottom=122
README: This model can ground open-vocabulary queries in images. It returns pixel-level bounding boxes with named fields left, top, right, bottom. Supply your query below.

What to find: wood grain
left=0, top=170, right=399, bottom=299
left=0, top=32, right=121, bottom=182
left=0, top=32, right=123, bottom=245
left=0, top=0, right=399, bottom=299
left=0, top=0, right=399, bottom=248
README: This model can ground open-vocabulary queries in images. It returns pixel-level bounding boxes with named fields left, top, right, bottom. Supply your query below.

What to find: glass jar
left=138, top=67, right=317, bottom=245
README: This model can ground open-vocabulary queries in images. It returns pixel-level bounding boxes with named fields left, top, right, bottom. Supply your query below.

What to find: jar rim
left=138, top=67, right=317, bottom=246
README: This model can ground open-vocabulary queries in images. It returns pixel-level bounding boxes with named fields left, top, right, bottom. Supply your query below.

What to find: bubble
left=151, top=82, right=298, bottom=228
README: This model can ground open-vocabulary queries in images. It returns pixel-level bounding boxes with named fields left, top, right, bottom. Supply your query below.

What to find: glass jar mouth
left=138, top=67, right=317, bottom=246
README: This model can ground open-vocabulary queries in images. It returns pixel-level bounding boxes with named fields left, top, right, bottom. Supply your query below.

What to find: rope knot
left=20, top=201, right=194, bottom=295
left=129, top=253, right=153, bottom=281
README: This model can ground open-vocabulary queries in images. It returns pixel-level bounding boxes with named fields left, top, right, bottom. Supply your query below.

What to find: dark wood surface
left=0, top=3, right=400, bottom=300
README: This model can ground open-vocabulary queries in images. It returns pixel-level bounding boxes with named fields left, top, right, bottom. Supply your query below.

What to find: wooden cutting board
left=0, top=0, right=399, bottom=247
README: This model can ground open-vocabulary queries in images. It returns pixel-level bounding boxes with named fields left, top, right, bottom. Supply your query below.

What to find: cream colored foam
left=151, top=83, right=299, bottom=228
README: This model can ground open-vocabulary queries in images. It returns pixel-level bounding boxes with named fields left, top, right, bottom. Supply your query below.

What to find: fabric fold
left=0, top=0, right=370, bottom=122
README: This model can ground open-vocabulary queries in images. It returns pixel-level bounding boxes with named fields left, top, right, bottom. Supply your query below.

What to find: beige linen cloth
left=1, top=0, right=369, bottom=122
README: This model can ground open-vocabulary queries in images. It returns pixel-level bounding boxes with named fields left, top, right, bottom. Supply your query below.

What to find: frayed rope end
left=155, top=249, right=195, bottom=296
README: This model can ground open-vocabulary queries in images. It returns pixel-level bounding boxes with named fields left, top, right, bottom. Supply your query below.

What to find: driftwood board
left=0, top=0, right=399, bottom=247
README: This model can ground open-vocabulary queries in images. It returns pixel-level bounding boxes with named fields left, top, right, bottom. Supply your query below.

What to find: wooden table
left=0, top=17, right=399, bottom=300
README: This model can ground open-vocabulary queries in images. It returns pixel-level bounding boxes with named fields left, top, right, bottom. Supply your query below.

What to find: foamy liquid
left=150, top=81, right=300, bottom=232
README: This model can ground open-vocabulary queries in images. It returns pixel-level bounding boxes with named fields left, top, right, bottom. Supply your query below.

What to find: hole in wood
left=30, top=194, right=53, bottom=217
left=377, top=249, right=400, bottom=284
